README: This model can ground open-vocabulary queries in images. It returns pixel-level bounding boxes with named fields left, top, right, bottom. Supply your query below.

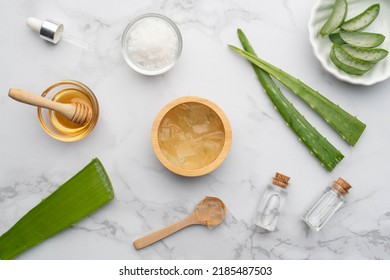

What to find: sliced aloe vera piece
left=339, top=31, right=385, bottom=48
left=228, top=45, right=366, bottom=146
left=341, top=44, right=388, bottom=62
left=0, top=158, right=114, bottom=260
left=237, top=29, right=344, bottom=171
left=330, top=44, right=373, bottom=75
left=320, top=0, right=348, bottom=36
left=329, top=32, right=346, bottom=45
left=341, top=4, right=380, bottom=32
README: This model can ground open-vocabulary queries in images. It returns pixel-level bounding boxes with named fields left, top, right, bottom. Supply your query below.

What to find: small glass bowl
left=37, top=80, right=99, bottom=142
left=121, top=13, right=183, bottom=75
left=151, top=96, right=232, bottom=177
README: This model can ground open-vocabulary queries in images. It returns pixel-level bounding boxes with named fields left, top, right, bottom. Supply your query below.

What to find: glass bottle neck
left=270, top=183, right=288, bottom=192
left=330, top=187, right=345, bottom=198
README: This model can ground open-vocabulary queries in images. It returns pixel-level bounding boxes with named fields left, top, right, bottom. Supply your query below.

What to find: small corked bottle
left=303, top=178, right=351, bottom=231
left=254, top=172, right=290, bottom=231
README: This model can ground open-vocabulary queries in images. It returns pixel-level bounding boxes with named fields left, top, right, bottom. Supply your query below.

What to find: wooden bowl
left=152, top=96, right=232, bottom=177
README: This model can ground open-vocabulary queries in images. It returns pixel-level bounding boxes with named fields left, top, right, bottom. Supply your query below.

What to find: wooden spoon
left=133, top=196, right=226, bottom=250
left=8, top=88, right=91, bottom=126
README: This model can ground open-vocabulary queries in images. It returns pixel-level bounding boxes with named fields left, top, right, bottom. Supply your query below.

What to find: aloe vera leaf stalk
left=0, top=158, right=114, bottom=260
left=228, top=45, right=366, bottom=146
left=237, top=29, right=344, bottom=170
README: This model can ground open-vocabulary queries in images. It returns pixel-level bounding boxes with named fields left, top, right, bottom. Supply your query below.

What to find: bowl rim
left=121, top=13, right=183, bottom=76
left=37, top=80, right=99, bottom=142
left=151, top=96, right=232, bottom=177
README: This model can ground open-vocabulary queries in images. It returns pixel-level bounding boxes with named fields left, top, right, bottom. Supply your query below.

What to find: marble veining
left=1, top=0, right=390, bottom=260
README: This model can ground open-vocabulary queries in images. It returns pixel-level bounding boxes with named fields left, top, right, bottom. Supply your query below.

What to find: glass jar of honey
left=37, top=80, right=99, bottom=142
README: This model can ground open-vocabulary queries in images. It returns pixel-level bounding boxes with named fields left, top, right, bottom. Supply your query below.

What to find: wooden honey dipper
left=8, top=88, right=91, bottom=126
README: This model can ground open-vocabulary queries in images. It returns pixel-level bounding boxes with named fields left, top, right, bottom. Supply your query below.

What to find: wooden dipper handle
left=8, top=88, right=76, bottom=121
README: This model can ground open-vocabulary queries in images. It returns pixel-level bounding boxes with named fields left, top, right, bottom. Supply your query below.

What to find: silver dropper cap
left=26, top=17, right=64, bottom=44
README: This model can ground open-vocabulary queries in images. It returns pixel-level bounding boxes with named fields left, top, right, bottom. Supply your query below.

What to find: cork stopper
left=272, top=172, right=290, bottom=188
left=332, top=177, right=351, bottom=195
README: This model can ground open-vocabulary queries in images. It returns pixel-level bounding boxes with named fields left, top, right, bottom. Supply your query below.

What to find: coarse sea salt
left=127, top=17, right=179, bottom=70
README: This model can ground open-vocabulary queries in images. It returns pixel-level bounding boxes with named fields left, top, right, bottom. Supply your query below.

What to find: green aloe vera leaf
left=341, top=4, right=380, bottom=32
left=228, top=44, right=366, bottom=146
left=339, top=31, right=385, bottom=48
left=329, top=32, right=346, bottom=45
left=341, top=44, right=388, bottom=63
left=320, top=0, right=348, bottom=36
left=0, top=158, right=114, bottom=260
left=237, top=29, right=344, bottom=171
left=330, top=43, right=373, bottom=75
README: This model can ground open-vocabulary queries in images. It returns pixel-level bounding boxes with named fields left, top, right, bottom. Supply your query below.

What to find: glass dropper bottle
left=26, top=17, right=95, bottom=50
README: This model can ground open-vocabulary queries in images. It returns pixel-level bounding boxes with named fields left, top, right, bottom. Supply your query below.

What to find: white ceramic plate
left=309, top=0, right=390, bottom=85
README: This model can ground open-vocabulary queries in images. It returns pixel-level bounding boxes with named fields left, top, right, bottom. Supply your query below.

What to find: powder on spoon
left=127, top=17, right=179, bottom=70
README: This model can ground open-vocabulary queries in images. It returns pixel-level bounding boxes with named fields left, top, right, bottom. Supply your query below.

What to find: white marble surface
left=1, top=0, right=389, bottom=260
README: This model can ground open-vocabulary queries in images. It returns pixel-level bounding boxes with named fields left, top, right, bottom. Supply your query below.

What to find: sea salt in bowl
left=121, top=13, right=183, bottom=75
left=152, top=96, right=232, bottom=177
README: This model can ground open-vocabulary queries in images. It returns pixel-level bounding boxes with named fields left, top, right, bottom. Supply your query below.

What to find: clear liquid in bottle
left=254, top=173, right=290, bottom=231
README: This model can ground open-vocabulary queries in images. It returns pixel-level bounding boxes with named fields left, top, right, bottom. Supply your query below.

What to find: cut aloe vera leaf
left=329, top=32, right=346, bottom=45
left=320, top=0, right=348, bottom=36
left=341, top=4, right=380, bottom=32
left=330, top=44, right=373, bottom=75
left=228, top=45, right=366, bottom=146
left=339, top=31, right=385, bottom=48
left=237, top=29, right=344, bottom=171
left=341, top=44, right=388, bottom=62
left=331, top=32, right=386, bottom=48
left=0, top=158, right=114, bottom=260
